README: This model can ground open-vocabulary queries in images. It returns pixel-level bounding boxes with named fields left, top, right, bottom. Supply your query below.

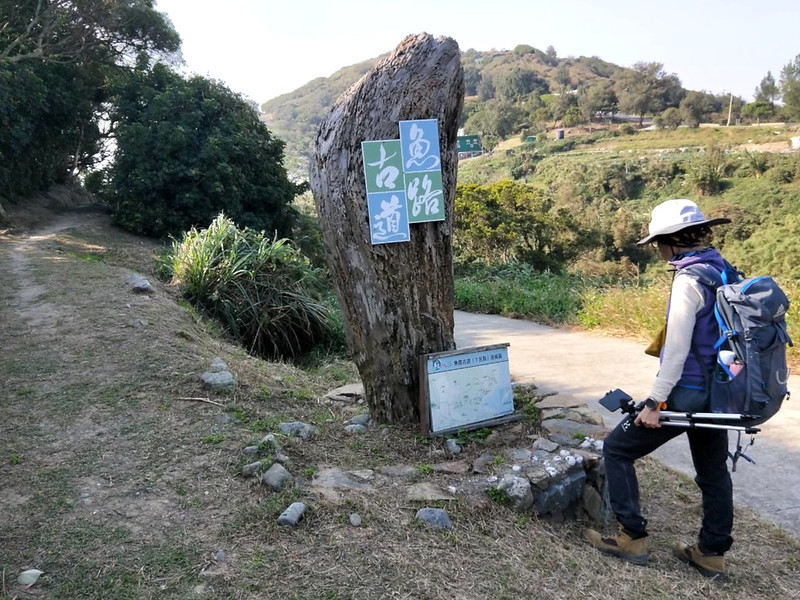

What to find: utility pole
left=726, top=92, right=733, bottom=126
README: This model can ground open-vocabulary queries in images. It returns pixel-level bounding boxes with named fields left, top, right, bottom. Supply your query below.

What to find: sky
left=154, top=0, right=799, bottom=106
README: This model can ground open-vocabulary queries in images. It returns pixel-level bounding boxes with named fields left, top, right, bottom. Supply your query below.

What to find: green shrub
left=655, top=107, right=683, bottom=129
left=639, top=157, right=685, bottom=189
left=767, top=160, right=797, bottom=184
left=168, top=214, right=338, bottom=359
left=454, top=181, right=582, bottom=270
left=106, top=64, right=301, bottom=239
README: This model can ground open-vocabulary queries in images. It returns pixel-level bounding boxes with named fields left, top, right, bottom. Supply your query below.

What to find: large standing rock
left=309, top=33, right=464, bottom=424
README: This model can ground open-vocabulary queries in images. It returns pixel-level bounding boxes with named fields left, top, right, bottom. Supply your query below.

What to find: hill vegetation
left=260, top=44, right=800, bottom=177
left=451, top=127, right=800, bottom=362
left=260, top=57, right=382, bottom=176
left=262, top=45, right=631, bottom=170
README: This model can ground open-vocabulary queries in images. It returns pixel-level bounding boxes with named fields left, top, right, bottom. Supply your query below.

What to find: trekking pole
left=656, top=418, right=761, bottom=435
left=659, top=411, right=754, bottom=422
left=597, top=389, right=762, bottom=434
left=658, top=410, right=761, bottom=433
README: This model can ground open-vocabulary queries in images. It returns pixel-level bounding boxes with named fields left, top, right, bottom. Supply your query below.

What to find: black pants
left=603, top=398, right=734, bottom=554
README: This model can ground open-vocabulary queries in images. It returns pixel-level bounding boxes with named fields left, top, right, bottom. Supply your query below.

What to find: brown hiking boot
left=584, top=527, right=648, bottom=565
left=674, top=542, right=727, bottom=581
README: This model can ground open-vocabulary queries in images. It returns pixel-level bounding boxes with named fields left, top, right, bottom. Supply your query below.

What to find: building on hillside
left=457, top=134, right=483, bottom=159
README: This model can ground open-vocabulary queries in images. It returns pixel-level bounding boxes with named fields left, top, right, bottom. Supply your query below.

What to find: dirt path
left=0, top=211, right=261, bottom=598
left=8, top=213, right=88, bottom=324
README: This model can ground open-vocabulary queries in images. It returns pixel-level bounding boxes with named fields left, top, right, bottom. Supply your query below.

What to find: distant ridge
left=260, top=45, right=640, bottom=174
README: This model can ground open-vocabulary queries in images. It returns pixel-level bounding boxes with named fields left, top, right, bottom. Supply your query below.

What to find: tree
left=550, top=87, right=577, bottom=124
left=309, top=34, right=463, bottom=424
left=563, top=105, right=585, bottom=127
left=679, top=91, right=720, bottom=127
left=0, top=0, right=179, bottom=65
left=1, top=60, right=100, bottom=201
left=454, top=181, right=579, bottom=269
left=613, top=62, right=684, bottom=125
left=779, top=55, right=800, bottom=121
left=555, top=62, right=571, bottom=88
left=578, top=79, right=618, bottom=126
left=715, top=92, right=745, bottom=124
left=459, top=96, right=481, bottom=128
left=105, top=63, right=300, bottom=238
left=545, top=45, right=558, bottom=66
left=0, top=0, right=179, bottom=217
left=496, top=67, right=548, bottom=102
left=532, top=105, right=552, bottom=128
left=754, top=71, right=780, bottom=108
left=464, top=100, right=521, bottom=139
left=656, top=107, right=683, bottom=129
left=463, top=65, right=481, bottom=96
left=477, top=72, right=495, bottom=101
left=742, top=100, right=774, bottom=124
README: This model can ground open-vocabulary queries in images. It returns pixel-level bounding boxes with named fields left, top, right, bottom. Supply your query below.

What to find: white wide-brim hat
left=636, top=199, right=730, bottom=246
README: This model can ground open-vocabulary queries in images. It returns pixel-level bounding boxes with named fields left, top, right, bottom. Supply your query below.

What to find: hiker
left=584, top=198, right=734, bottom=580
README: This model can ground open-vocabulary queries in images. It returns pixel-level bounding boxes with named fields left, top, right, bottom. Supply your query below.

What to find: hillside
left=261, top=45, right=628, bottom=174
left=261, top=57, right=382, bottom=175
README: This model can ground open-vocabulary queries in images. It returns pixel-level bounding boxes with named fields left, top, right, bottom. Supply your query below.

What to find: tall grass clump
left=454, top=262, right=587, bottom=324
left=167, top=214, right=342, bottom=360
left=578, top=279, right=669, bottom=339
left=741, top=149, right=771, bottom=179
left=685, top=145, right=729, bottom=195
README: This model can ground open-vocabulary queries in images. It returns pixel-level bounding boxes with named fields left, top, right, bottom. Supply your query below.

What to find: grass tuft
left=167, top=213, right=343, bottom=360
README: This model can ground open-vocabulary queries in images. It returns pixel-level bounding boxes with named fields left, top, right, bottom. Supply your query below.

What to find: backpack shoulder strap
left=680, top=263, right=724, bottom=289
left=681, top=263, right=735, bottom=381
left=681, top=259, right=742, bottom=288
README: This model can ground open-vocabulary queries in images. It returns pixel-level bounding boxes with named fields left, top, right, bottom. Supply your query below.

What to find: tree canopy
left=679, top=91, right=721, bottom=127
left=755, top=71, right=780, bottom=108
left=454, top=181, right=580, bottom=270
left=102, top=63, right=301, bottom=238
left=0, top=0, right=179, bottom=65
left=0, top=0, right=180, bottom=205
left=612, top=62, right=684, bottom=125
left=578, top=79, right=618, bottom=123
left=780, top=55, right=800, bottom=121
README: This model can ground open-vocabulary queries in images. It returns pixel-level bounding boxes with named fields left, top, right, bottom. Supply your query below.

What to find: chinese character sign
left=400, top=119, right=444, bottom=223
left=361, top=119, right=445, bottom=245
left=362, top=140, right=404, bottom=193
left=366, top=191, right=411, bottom=245
left=362, top=140, right=411, bottom=244
left=399, top=119, right=441, bottom=172
left=405, top=170, right=443, bottom=222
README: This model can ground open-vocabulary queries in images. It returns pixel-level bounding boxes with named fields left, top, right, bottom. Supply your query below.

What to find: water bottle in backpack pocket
left=710, top=360, right=749, bottom=415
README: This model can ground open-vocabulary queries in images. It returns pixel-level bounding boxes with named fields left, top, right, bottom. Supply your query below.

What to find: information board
left=419, top=344, right=516, bottom=436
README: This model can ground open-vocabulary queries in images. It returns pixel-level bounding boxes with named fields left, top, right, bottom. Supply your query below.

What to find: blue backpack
left=684, top=263, right=793, bottom=426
